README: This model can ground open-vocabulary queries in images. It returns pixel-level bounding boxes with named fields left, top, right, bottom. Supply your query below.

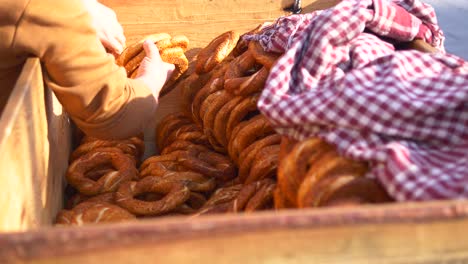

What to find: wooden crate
left=1, top=1, right=468, bottom=263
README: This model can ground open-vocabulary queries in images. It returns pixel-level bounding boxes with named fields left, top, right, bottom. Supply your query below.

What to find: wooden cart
left=1, top=1, right=468, bottom=263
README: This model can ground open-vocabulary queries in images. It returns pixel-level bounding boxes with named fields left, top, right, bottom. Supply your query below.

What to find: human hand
left=135, top=40, right=175, bottom=98
left=84, top=0, right=126, bottom=56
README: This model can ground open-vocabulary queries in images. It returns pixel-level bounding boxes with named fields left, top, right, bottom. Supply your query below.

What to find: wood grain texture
left=100, top=0, right=325, bottom=46
left=0, top=59, right=71, bottom=232
left=2, top=200, right=468, bottom=263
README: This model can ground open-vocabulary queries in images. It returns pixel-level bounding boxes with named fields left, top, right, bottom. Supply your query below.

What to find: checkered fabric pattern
left=245, top=0, right=468, bottom=201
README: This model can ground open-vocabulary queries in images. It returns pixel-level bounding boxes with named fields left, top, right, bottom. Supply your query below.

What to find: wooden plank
left=100, top=0, right=337, bottom=46
left=0, top=59, right=72, bottom=232
left=101, top=0, right=288, bottom=45
left=2, top=200, right=468, bottom=263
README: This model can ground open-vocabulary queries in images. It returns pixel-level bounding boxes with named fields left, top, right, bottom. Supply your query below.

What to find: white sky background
left=423, top=0, right=468, bottom=60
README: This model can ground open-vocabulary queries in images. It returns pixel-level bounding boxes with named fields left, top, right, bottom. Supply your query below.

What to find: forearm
left=13, top=0, right=156, bottom=139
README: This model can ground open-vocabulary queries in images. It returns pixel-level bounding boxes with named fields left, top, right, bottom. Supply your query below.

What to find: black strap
left=284, top=0, right=302, bottom=14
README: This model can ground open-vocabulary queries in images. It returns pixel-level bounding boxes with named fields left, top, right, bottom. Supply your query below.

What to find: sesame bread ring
left=116, top=33, right=171, bottom=66
left=244, top=179, right=276, bottom=212
left=178, top=73, right=212, bottom=115
left=232, top=22, right=273, bottom=57
left=156, top=35, right=189, bottom=51
left=161, top=140, right=212, bottom=156
left=172, top=130, right=211, bottom=148
left=223, top=50, right=259, bottom=93
left=158, top=171, right=216, bottom=193
left=180, top=148, right=237, bottom=181
left=230, top=179, right=275, bottom=213
left=238, top=134, right=281, bottom=183
left=248, top=40, right=281, bottom=70
left=196, top=184, right=243, bottom=215
left=123, top=35, right=188, bottom=75
left=140, top=150, right=188, bottom=173
left=234, top=178, right=276, bottom=212
left=320, top=177, right=392, bottom=207
left=140, top=160, right=188, bottom=178
left=65, top=192, right=117, bottom=210
left=115, top=177, right=191, bottom=216
left=191, top=77, right=225, bottom=127
left=224, top=94, right=260, bottom=144
left=56, top=202, right=136, bottom=226
left=229, top=66, right=269, bottom=96
left=273, top=186, right=294, bottom=209
left=244, top=144, right=280, bottom=184
left=155, top=113, right=193, bottom=151
left=70, top=137, right=144, bottom=164
left=174, top=192, right=208, bottom=214
left=212, top=95, right=244, bottom=148
left=228, top=114, right=275, bottom=165
left=195, top=30, right=240, bottom=74
left=66, top=149, right=138, bottom=196
left=164, top=124, right=202, bottom=149
left=200, top=91, right=233, bottom=152
left=277, top=137, right=334, bottom=207
left=296, top=151, right=368, bottom=208
left=159, top=46, right=189, bottom=96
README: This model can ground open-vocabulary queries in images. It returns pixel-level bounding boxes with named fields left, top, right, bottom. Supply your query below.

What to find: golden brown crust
left=165, top=124, right=201, bottom=146
left=115, top=177, right=191, bottom=216
left=159, top=46, right=189, bottom=96
left=56, top=202, right=136, bottom=226
left=172, top=130, right=211, bottom=148
left=225, top=95, right=260, bottom=144
left=180, top=148, right=237, bottom=182
left=238, top=134, right=281, bottom=183
left=140, top=150, right=186, bottom=173
left=116, top=33, right=171, bottom=67
left=277, top=137, right=334, bottom=207
left=248, top=40, right=281, bottom=70
left=155, top=113, right=193, bottom=151
left=201, top=90, right=234, bottom=153
left=174, top=192, right=208, bottom=214
left=231, top=22, right=273, bottom=57
left=212, top=95, right=244, bottom=148
left=178, top=73, right=212, bottom=115
left=244, top=179, right=276, bottom=212
left=244, top=144, right=280, bottom=184
left=273, top=186, right=294, bottom=209
left=141, top=148, right=235, bottom=183
left=161, top=140, right=212, bottom=156
left=300, top=174, right=391, bottom=208
left=119, top=33, right=190, bottom=96
left=140, top=160, right=189, bottom=178
left=196, top=184, right=243, bottom=215
left=70, top=137, right=144, bottom=164
left=191, top=77, right=225, bottom=128
left=296, top=152, right=369, bottom=208
left=195, top=30, right=240, bottom=74
left=66, top=149, right=138, bottom=196
left=235, top=67, right=269, bottom=96
left=321, top=177, right=393, bottom=206
left=228, top=114, right=275, bottom=165
left=223, top=50, right=262, bottom=95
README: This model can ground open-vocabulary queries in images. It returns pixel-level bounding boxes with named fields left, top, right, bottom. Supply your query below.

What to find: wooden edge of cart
left=0, top=1, right=466, bottom=263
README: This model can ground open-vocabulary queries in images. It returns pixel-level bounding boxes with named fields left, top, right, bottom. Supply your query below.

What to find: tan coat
left=0, top=0, right=156, bottom=139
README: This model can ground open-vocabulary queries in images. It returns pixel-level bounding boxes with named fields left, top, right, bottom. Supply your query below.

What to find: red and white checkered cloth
left=245, top=0, right=468, bottom=201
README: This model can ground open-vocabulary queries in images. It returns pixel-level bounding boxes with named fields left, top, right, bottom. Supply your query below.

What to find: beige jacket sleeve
left=12, top=0, right=157, bottom=139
